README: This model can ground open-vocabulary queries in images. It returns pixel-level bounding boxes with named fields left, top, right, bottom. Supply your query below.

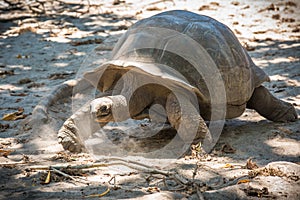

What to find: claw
left=58, top=118, right=85, bottom=153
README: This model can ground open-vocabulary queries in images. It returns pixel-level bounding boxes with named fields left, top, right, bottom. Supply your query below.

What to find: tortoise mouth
left=94, top=114, right=112, bottom=123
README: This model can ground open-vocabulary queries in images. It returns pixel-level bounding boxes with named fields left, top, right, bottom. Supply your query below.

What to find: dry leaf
left=146, top=6, right=165, bottom=11
left=146, top=187, right=160, bottom=193
left=245, top=158, right=259, bottom=169
left=2, top=108, right=26, bottom=121
left=0, top=149, right=13, bottom=157
left=238, top=179, right=250, bottom=184
left=85, top=187, right=110, bottom=198
left=243, top=186, right=269, bottom=197
left=44, top=170, right=51, bottom=184
left=224, top=163, right=234, bottom=168
left=199, top=5, right=215, bottom=11
left=10, top=92, right=27, bottom=97
left=253, top=30, right=267, bottom=34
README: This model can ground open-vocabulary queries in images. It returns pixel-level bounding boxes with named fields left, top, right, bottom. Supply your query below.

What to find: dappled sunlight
left=269, top=74, right=289, bottom=81
left=0, top=0, right=299, bottom=199
left=267, top=57, right=299, bottom=64
left=44, top=36, right=71, bottom=43
left=265, top=137, right=300, bottom=157
left=6, top=65, right=32, bottom=71
left=0, top=84, right=23, bottom=91
left=53, top=62, right=69, bottom=68
left=253, top=56, right=299, bottom=68
left=269, top=76, right=300, bottom=87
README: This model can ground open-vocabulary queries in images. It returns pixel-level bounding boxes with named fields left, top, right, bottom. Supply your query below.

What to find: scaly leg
left=247, top=86, right=297, bottom=122
left=165, top=93, right=210, bottom=152
left=58, top=101, right=101, bottom=152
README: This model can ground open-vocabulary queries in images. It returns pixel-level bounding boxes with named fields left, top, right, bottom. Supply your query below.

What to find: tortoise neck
left=107, top=95, right=129, bottom=122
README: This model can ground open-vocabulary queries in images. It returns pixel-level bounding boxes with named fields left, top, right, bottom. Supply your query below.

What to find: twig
left=211, top=175, right=250, bottom=190
left=50, top=166, right=91, bottom=184
left=28, top=162, right=108, bottom=171
left=104, top=157, right=173, bottom=176
left=26, top=158, right=172, bottom=178
left=147, top=0, right=175, bottom=6
left=51, top=167, right=78, bottom=182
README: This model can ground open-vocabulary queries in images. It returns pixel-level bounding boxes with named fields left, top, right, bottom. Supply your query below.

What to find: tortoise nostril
left=100, top=105, right=108, bottom=113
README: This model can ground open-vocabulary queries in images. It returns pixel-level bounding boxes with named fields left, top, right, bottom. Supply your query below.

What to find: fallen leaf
left=237, top=179, right=250, bottom=184
left=224, top=163, right=234, bottom=168
left=245, top=158, right=259, bottom=169
left=243, top=186, right=269, bottom=197
left=199, top=5, right=216, bottom=11
left=44, top=170, right=51, bottom=184
left=85, top=187, right=110, bottom=198
left=253, top=30, right=267, bottom=34
left=0, top=149, right=14, bottom=157
left=112, top=0, right=125, bottom=5
left=146, top=187, right=160, bottom=193
left=10, top=92, right=27, bottom=97
left=2, top=108, right=26, bottom=121
left=146, top=6, right=165, bottom=11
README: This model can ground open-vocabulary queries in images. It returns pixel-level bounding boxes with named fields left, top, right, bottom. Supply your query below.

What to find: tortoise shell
left=84, top=10, right=269, bottom=119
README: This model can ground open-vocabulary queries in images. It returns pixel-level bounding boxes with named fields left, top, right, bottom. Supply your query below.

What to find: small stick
left=28, top=162, right=109, bottom=171
left=50, top=167, right=88, bottom=184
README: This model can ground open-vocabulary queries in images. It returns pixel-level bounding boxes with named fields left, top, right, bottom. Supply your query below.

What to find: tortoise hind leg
left=246, top=86, right=297, bottom=122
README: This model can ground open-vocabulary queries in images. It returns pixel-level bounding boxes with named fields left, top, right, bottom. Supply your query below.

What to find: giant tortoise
left=38, top=10, right=296, bottom=153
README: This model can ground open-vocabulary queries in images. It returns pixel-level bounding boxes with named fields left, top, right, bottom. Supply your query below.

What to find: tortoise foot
left=272, top=101, right=297, bottom=122
left=58, top=118, right=85, bottom=153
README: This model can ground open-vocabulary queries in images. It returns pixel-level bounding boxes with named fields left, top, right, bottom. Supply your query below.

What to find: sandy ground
left=0, top=0, right=299, bottom=199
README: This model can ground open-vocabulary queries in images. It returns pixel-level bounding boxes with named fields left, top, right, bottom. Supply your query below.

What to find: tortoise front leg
left=247, top=86, right=297, bottom=122
left=58, top=102, right=102, bottom=153
left=165, top=93, right=209, bottom=151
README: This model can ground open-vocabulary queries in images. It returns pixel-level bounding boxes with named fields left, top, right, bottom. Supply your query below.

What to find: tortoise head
left=90, top=95, right=128, bottom=123
left=90, top=97, right=114, bottom=123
